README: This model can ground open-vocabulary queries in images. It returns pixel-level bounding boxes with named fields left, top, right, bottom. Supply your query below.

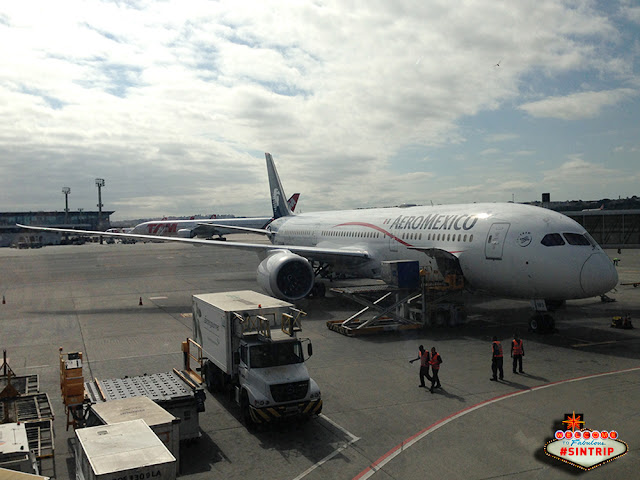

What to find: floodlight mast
left=62, top=187, right=70, bottom=225
left=95, top=178, right=105, bottom=244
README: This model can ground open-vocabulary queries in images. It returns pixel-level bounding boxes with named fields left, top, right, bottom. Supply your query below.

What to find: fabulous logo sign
left=544, top=411, right=628, bottom=471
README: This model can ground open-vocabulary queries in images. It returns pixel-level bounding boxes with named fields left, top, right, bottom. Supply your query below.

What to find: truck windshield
left=249, top=342, right=304, bottom=368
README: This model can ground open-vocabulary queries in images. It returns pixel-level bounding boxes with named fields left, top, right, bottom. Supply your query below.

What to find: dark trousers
left=420, top=366, right=432, bottom=386
left=513, top=355, right=523, bottom=373
left=492, top=357, right=504, bottom=380
left=430, top=369, right=440, bottom=389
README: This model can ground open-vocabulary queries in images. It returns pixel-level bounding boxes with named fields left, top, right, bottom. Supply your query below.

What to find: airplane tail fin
left=266, top=153, right=293, bottom=218
left=287, top=193, right=300, bottom=212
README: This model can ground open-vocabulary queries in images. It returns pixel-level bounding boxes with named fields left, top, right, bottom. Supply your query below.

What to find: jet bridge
left=326, top=261, right=465, bottom=336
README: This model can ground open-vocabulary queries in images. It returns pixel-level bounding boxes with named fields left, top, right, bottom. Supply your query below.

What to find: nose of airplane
left=580, top=253, right=618, bottom=297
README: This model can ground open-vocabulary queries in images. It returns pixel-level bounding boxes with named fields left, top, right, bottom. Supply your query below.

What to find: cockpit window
left=583, top=232, right=598, bottom=247
left=563, top=233, right=591, bottom=246
left=541, top=233, right=565, bottom=246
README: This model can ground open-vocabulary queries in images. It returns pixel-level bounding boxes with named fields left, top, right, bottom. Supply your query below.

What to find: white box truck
left=191, top=290, right=322, bottom=425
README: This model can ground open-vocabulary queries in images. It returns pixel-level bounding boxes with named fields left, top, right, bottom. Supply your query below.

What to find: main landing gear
left=308, top=282, right=326, bottom=298
left=529, top=313, right=555, bottom=333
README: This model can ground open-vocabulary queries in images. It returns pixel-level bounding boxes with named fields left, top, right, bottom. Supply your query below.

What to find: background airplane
left=127, top=193, right=300, bottom=239
left=19, top=154, right=618, bottom=314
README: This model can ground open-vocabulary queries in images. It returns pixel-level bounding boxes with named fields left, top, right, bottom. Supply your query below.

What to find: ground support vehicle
left=188, top=290, right=322, bottom=425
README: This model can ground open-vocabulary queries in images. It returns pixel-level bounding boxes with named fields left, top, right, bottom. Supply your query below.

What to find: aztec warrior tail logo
left=272, top=188, right=282, bottom=210
left=544, top=412, right=628, bottom=471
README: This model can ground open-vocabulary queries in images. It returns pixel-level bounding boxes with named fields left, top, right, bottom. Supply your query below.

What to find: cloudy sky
left=1, top=0, right=639, bottom=221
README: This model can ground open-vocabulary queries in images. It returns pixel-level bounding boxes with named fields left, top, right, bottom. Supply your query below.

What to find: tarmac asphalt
left=1, top=238, right=638, bottom=479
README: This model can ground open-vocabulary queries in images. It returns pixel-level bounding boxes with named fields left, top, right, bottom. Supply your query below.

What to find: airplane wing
left=16, top=224, right=371, bottom=263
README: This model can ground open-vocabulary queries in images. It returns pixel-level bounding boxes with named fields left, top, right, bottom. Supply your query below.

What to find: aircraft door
left=389, top=229, right=398, bottom=252
left=485, top=222, right=510, bottom=260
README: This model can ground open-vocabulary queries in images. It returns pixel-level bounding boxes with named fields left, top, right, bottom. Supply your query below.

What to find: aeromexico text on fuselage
left=382, top=213, right=478, bottom=231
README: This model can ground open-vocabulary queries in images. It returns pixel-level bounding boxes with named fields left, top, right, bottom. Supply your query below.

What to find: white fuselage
left=267, top=203, right=618, bottom=300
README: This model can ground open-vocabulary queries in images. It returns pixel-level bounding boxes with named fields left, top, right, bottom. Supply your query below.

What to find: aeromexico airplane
left=126, top=193, right=300, bottom=239
left=19, top=153, right=618, bottom=321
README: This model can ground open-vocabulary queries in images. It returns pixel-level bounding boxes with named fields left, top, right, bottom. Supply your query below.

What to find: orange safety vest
left=492, top=341, right=503, bottom=358
left=512, top=339, right=523, bottom=356
left=429, top=353, right=441, bottom=370
left=419, top=351, right=429, bottom=367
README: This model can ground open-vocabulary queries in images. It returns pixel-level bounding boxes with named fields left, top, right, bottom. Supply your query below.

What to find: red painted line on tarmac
left=353, top=365, right=640, bottom=480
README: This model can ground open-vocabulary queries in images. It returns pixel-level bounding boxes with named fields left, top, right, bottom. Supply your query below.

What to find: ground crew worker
left=409, top=345, right=432, bottom=388
left=428, top=346, right=442, bottom=393
left=490, top=336, right=504, bottom=381
left=511, top=333, right=524, bottom=374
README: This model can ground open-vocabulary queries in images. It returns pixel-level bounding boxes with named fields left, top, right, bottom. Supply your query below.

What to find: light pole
left=95, top=178, right=105, bottom=244
left=62, top=187, right=71, bottom=243
left=62, top=187, right=70, bottom=225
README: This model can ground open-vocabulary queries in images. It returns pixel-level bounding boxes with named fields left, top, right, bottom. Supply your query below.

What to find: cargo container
left=381, top=260, right=420, bottom=288
left=74, top=419, right=176, bottom=480
left=0, top=423, right=37, bottom=475
left=88, top=396, right=180, bottom=475
left=0, top=468, right=49, bottom=479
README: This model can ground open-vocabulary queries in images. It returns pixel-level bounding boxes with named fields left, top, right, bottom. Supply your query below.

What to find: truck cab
left=237, top=332, right=321, bottom=423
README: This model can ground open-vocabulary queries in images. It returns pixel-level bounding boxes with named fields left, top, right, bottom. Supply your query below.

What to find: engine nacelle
left=178, top=229, right=195, bottom=238
left=257, top=250, right=315, bottom=301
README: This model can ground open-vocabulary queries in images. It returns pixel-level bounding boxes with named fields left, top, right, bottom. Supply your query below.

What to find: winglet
left=266, top=153, right=293, bottom=219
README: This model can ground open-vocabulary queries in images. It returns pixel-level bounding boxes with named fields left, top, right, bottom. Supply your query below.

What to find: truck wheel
left=204, top=362, right=221, bottom=393
left=240, top=391, right=253, bottom=426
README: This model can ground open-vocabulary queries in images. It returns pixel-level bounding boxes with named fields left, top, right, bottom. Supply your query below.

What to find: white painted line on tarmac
left=319, top=413, right=360, bottom=443
left=149, top=296, right=168, bottom=300
left=353, top=365, right=640, bottom=480
left=571, top=340, right=618, bottom=348
left=292, top=414, right=360, bottom=480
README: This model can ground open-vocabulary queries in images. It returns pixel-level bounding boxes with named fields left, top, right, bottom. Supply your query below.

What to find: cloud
left=519, top=89, right=637, bottom=120
left=622, top=5, right=640, bottom=24
left=512, top=150, right=534, bottom=156
left=542, top=156, right=619, bottom=185
left=0, top=1, right=636, bottom=219
left=486, top=133, right=519, bottom=143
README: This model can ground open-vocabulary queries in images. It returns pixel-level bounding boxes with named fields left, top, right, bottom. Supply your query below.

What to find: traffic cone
left=139, top=297, right=143, bottom=306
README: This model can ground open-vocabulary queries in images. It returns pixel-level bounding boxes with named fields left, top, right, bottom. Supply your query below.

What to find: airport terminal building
left=563, top=209, right=640, bottom=249
left=0, top=211, right=114, bottom=247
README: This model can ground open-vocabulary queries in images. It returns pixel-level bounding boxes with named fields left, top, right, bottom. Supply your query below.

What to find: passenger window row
left=322, top=230, right=381, bottom=238
left=317, top=229, right=475, bottom=243
left=401, top=232, right=474, bottom=243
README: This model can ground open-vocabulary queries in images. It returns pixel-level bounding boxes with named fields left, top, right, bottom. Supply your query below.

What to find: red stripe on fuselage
left=335, top=222, right=411, bottom=247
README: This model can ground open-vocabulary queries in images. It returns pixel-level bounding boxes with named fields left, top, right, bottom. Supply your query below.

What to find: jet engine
left=257, top=250, right=315, bottom=301
left=178, top=229, right=195, bottom=238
